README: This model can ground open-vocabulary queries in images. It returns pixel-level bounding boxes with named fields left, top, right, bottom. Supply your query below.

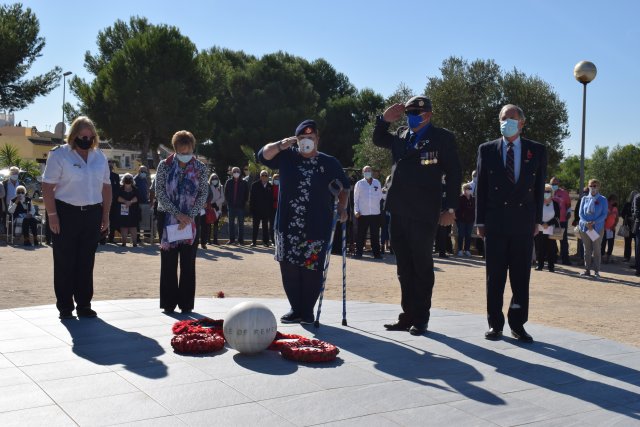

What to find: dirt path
left=1, top=240, right=638, bottom=347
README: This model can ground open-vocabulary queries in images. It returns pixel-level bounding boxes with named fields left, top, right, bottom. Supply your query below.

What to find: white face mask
left=298, top=138, right=315, bottom=154
left=212, top=179, right=219, bottom=186
left=139, top=172, right=147, bottom=178
left=233, top=172, right=240, bottom=179
left=176, top=153, right=193, bottom=163
left=10, top=174, right=18, bottom=181
left=363, top=172, right=372, bottom=180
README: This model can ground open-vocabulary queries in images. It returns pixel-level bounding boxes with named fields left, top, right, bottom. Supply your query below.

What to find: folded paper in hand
left=166, top=223, right=192, bottom=242
left=538, top=224, right=554, bottom=235
left=586, top=228, right=600, bottom=242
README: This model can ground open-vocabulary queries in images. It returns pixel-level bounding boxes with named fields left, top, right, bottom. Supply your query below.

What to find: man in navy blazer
left=475, top=104, right=547, bottom=343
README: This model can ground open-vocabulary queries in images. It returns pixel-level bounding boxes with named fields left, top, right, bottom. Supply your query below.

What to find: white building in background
left=0, top=112, right=15, bottom=127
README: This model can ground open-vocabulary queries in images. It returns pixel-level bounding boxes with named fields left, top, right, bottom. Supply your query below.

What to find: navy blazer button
left=495, top=187, right=498, bottom=190
left=504, top=202, right=508, bottom=205
left=529, top=189, right=532, bottom=192
left=519, top=203, right=523, bottom=206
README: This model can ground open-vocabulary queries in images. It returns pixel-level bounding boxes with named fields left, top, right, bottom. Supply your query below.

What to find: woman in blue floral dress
left=258, top=120, right=350, bottom=324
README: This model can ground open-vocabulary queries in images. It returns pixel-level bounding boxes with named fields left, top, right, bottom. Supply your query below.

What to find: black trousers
left=535, top=233, right=557, bottom=268
left=199, top=214, right=209, bottom=245
left=252, top=214, right=270, bottom=244
left=356, top=214, right=381, bottom=256
left=52, top=200, right=102, bottom=314
left=485, top=231, right=533, bottom=331
left=279, top=261, right=324, bottom=320
left=19, top=217, right=38, bottom=240
left=159, top=213, right=199, bottom=311
left=623, top=235, right=634, bottom=260
left=435, top=225, right=453, bottom=254
left=389, top=214, right=436, bottom=326
left=559, top=221, right=570, bottom=262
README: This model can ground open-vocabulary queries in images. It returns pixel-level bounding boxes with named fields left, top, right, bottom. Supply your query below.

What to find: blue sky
left=13, top=0, right=640, bottom=159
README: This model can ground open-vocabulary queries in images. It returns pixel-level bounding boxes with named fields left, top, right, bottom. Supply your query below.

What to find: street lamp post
left=62, top=71, right=72, bottom=130
left=573, top=61, right=597, bottom=192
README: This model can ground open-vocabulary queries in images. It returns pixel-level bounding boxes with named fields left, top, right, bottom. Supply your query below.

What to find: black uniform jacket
left=373, top=117, right=461, bottom=223
left=475, top=138, right=547, bottom=235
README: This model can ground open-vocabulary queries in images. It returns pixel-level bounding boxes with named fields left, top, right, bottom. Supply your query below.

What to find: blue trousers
left=228, top=207, right=245, bottom=242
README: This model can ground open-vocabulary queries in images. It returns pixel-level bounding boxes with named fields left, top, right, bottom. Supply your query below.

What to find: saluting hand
left=382, top=103, right=405, bottom=123
left=279, top=136, right=297, bottom=149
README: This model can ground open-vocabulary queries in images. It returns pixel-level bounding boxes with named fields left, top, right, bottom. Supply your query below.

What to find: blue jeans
left=457, top=221, right=473, bottom=252
left=228, top=207, right=245, bottom=242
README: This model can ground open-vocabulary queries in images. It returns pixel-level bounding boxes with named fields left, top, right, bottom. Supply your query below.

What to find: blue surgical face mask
left=407, top=114, right=425, bottom=129
left=544, top=192, right=552, bottom=200
left=176, top=153, right=193, bottom=163
left=273, top=179, right=279, bottom=186
left=212, top=179, right=219, bottom=186
left=500, top=118, right=520, bottom=138
left=551, top=184, right=559, bottom=192
left=363, top=171, right=372, bottom=180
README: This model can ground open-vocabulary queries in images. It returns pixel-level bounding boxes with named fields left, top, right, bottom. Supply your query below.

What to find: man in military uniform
left=373, top=96, right=461, bottom=335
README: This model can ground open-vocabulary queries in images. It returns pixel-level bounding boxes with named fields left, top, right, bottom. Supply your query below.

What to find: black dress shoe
left=383, top=321, right=411, bottom=331
left=280, top=311, right=302, bottom=324
left=163, top=308, right=175, bottom=314
left=511, top=328, right=533, bottom=343
left=409, top=323, right=427, bottom=336
left=485, top=328, right=503, bottom=340
left=59, top=311, right=75, bottom=320
left=76, top=307, right=97, bottom=318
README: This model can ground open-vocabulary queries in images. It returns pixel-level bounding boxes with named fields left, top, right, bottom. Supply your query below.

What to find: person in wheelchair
left=7, top=185, right=39, bottom=246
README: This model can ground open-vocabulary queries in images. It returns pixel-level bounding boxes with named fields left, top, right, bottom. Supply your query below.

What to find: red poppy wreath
left=171, top=332, right=225, bottom=354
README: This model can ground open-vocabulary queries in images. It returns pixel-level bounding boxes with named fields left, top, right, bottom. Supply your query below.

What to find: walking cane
left=314, top=180, right=343, bottom=328
left=341, top=218, right=347, bottom=326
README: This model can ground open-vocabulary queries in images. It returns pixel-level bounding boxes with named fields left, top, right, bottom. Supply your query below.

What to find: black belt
left=56, top=199, right=102, bottom=211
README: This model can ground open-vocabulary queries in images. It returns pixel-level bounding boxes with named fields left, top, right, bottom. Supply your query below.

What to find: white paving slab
left=0, top=297, right=638, bottom=426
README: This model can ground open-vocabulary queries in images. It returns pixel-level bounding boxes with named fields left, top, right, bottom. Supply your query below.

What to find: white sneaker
left=464, top=251, right=472, bottom=257
left=457, top=251, right=463, bottom=257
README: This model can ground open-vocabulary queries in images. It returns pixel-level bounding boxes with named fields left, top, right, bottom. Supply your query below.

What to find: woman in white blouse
left=42, top=116, right=111, bottom=319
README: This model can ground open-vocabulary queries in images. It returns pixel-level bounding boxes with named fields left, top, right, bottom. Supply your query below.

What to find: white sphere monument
left=223, top=302, right=277, bottom=354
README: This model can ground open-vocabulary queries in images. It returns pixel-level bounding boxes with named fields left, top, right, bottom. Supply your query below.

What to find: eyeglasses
left=405, top=110, right=423, bottom=117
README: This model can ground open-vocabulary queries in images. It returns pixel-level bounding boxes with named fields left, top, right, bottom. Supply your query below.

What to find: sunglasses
left=16, top=192, right=25, bottom=195
left=405, top=110, right=424, bottom=117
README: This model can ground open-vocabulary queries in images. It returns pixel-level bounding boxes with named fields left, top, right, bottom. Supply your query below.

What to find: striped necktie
left=506, top=142, right=515, bottom=183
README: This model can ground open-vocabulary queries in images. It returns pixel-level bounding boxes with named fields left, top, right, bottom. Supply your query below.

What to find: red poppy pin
left=525, top=150, right=533, bottom=163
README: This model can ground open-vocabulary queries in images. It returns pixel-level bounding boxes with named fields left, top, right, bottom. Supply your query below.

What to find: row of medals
left=421, top=151, right=438, bottom=165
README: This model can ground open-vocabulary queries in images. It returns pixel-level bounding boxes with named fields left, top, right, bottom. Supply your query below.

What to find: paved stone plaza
left=0, top=298, right=639, bottom=426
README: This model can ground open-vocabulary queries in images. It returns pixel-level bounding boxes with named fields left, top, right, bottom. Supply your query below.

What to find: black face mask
left=75, top=136, right=94, bottom=150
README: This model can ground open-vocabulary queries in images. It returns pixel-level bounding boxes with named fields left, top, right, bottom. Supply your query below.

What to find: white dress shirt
left=42, top=144, right=110, bottom=206
left=354, top=178, right=383, bottom=216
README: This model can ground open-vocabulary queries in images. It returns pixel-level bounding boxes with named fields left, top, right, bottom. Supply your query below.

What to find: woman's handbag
left=617, top=223, right=630, bottom=238
left=205, top=206, right=217, bottom=224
